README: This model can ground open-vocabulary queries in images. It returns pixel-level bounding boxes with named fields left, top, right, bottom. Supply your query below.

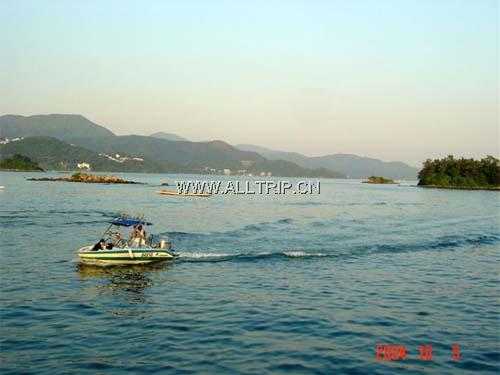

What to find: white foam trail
left=177, top=252, right=231, bottom=259
left=283, top=251, right=327, bottom=257
left=177, top=250, right=328, bottom=260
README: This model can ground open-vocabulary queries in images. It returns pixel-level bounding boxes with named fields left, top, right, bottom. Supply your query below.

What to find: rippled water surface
left=1, top=172, right=499, bottom=374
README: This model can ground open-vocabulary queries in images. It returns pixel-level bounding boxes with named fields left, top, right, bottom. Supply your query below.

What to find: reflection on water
left=76, top=262, right=171, bottom=279
left=76, top=262, right=171, bottom=305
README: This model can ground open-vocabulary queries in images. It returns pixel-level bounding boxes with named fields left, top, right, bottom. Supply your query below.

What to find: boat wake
left=173, top=233, right=500, bottom=263
left=176, top=250, right=328, bottom=262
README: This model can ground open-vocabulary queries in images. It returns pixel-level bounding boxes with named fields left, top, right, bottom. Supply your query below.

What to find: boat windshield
left=100, top=216, right=158, bottom=249
left=109, top=217, right=153, bottom=227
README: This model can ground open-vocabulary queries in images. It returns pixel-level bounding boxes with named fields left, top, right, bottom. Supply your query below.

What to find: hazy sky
left=1, top=0, right=498, bottom=165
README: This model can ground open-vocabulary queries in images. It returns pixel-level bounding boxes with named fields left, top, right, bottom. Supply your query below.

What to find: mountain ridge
left=1, top=113, right=415, bottom=178
left=236, top=144, right=418, bottom=179
left=150, top=132, right=189, bottom=142
left=0, top=136, right=344, bottom=178
left=0, top=114, right=115, bottom=140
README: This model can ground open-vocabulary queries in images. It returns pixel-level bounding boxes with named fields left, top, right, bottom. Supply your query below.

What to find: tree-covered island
left=0, top=154, right=44, bottom=171
left=418, top=155, right=499, bottom=190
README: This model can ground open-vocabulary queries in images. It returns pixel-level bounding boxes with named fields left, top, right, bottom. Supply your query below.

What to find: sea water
left=0, top=172, right=499, bottom=374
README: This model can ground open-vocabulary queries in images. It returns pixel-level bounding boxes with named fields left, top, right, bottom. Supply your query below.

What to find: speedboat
left=78, top=216, right=176, bottom=266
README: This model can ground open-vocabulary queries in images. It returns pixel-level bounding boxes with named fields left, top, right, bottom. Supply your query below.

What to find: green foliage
left=0, top=154, right=44, bottom=171
left=418, top=155, right=500, bottom=188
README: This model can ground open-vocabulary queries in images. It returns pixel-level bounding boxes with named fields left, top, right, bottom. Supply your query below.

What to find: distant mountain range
left=236, top=144, right=418, bottom=179
left=0, top=115, right=343, bottom=177
left=0, top=114, right=417, bottom=178
left=150, top=132, right=189, bottom=142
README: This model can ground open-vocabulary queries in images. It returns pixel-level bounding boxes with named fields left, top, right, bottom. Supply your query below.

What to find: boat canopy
left=109, top=217, right=153, bottom=227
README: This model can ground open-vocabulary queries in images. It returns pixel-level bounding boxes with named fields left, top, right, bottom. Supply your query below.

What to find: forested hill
left=0, top=137, right=177, bottom=173
left=0, top=154, right=44, bottom=171
left=418, top=156, right=500, bottom=189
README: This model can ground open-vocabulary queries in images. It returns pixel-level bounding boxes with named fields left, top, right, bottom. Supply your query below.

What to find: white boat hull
left=157, top=190, right=211, bottom=197
left=78, top=246, right=175, bottom=266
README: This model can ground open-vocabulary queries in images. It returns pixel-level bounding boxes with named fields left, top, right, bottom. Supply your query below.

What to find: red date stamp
left=376, top=344, right=461, bottom=362
left=451, top=343, right=461, bottom=361
left=375, top=344, right=407, bottom=361
left=418, top=344, right=433, bottom=361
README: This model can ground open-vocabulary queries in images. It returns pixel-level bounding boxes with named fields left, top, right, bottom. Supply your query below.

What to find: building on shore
left=77, top=162, right=91, bottom=170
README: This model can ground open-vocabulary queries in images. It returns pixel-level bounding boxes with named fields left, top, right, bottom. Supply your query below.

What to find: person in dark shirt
left=92, top=239, right=106, bottom=251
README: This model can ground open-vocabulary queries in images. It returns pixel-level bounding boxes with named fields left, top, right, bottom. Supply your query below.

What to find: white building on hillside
left=77, top=162, right=91, bottom=170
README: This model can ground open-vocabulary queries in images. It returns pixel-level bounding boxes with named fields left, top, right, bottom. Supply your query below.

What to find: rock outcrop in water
left=28, top=172, right=141, bottom=184
left=362, top=176, right=396, bottom=184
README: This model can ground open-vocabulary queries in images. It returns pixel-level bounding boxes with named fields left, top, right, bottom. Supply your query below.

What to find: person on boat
left=92, top=239, right=106, bottom=251
left=130, top=224, right=146, bottom=247
left=137, top=224, right=147, bottom=246
left=142, top=225, right=147, bottom=242
left=130, top=225, right=138, bottom=246
left=106, top=242, right=114, bottom=250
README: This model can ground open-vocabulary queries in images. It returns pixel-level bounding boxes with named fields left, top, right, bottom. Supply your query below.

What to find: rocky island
left=27, top=172, right=141, bottom=184
left=362, top=176, right=396, bottom=184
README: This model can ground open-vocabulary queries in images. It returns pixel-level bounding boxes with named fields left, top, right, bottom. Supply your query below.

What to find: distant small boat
left=0, top=186, right=4, bottom=189
left=157, top=189, right=211, bottom=197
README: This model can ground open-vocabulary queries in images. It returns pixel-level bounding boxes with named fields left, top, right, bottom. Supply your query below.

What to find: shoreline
left=418, top=185, right=500, bottom=191
left=0, top=168, right=44, bottom=172
left=361, top=181, right=397, bottom=184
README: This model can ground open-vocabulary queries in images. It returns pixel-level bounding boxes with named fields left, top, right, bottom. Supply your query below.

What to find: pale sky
left=1, top=0, right=498, bottom=166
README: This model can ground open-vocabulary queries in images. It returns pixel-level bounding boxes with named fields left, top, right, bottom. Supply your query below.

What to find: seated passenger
left=106, top=242, right=114, bottom=250
left=92, top=239, right=106, bottom=251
